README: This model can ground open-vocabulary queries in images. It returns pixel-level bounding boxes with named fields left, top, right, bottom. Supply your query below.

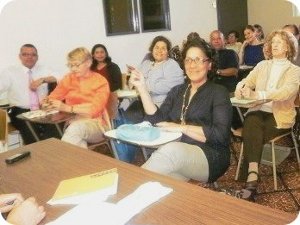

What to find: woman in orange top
left=44, top=47, right=110, bottom=148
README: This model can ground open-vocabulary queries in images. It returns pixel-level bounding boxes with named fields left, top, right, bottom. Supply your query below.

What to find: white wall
left=0, top=0, right=217, bottom=74
left=248, top=0, right=300, bottom=36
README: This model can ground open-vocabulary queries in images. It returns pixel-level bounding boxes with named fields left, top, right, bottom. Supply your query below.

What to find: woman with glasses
left=129, top=39, right=232, bottom=183
left=43, top=47, right=110, bottom=148
left=235, top=30, right=300, bottom=200
left=91, top=44, right=122, bottom=91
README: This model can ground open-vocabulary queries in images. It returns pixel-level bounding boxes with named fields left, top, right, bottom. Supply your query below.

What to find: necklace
left=180, top=84, right=191, bottom=125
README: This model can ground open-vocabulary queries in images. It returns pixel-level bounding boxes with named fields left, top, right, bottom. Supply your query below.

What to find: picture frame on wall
left=103, top=0, right=139, bottom=36
left=139, top=0, right=171, bottom=32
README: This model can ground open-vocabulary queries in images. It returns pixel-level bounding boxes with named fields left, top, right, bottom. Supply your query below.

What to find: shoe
left=242, top=171, right=259, bottom=202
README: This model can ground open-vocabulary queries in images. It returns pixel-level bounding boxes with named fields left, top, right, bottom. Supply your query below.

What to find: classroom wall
left=0, top=0, right=218, bottom=74
left=248, top=0, right=300, bottom=36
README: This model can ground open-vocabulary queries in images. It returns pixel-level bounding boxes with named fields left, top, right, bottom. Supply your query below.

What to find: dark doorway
left=216, top=0, right=248, bottom=42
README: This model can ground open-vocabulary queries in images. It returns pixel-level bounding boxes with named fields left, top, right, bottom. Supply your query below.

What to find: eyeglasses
left=67, top=61, right=86, bottom=69
left=184, top=57, right=210, bottom=65
left=21, top=53, right=38, bottom=57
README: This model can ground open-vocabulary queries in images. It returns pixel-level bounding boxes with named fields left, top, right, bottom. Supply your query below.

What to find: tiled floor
left=95, top=139, right=300, bottom=215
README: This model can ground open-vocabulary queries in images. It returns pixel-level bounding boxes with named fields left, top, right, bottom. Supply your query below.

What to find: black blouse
left=145, top=81, right=232, bottom=182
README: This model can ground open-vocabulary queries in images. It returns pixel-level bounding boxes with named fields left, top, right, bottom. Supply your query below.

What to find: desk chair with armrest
left=88, top=92, right=119, bottom=158
left=0, top=109, right=8, bottom=152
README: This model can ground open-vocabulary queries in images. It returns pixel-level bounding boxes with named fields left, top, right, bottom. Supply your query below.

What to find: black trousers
left=8, top=107, right=61, bottom=145
left=239, top=111, right=290, bottom=180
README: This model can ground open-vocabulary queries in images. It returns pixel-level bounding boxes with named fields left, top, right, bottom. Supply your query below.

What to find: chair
left=0, top=109, right=8, bottom=152
left=121, top=73, right=130, bottom=90
left=88, top=92, right=119, bottom=156
left=234, top=126, right=300, bottom=190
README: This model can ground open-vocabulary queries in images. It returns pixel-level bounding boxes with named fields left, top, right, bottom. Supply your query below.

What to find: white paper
left=47, top=182, right=173, bottom=225
left=22, top=110, right=59, bottom=119
left=230, top=97, right=256, bottom=105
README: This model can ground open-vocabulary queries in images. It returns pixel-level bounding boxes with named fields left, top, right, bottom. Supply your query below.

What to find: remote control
left=5, top=151, right=31, bottom=164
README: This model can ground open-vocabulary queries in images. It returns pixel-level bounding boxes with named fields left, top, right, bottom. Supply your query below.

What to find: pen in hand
left=240, top=84, right=245, bottom=99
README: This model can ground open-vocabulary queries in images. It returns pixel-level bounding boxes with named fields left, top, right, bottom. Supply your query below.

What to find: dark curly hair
left=148, top=36, right=172, bottom=61
left=181, top=39, right=217, bottom=80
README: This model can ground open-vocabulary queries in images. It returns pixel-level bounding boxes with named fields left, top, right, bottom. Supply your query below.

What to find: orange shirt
left=48, top=70, right=110, bottom=118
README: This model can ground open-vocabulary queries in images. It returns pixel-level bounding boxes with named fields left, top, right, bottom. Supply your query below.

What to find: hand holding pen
left=0, top=193, right=24, bottom=213
left=235, top=83, right=246, bottom=99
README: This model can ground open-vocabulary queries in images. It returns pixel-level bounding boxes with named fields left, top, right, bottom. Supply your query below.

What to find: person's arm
left=6, top=197, right=46, bottom=225
left=238, top=41, right=248, bottom=65
left=108, top=63, right=122, bottom=91
left=217, top=68, right=238, bottom=77
left=129, top=68, right=157, bottom=115
left=156, top=122, right=207, bottom=142
left=0, top=69, right=11, bottom=95
left=30, top=76, right=58, bottom=91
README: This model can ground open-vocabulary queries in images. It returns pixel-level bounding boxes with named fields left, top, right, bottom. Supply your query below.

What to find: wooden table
left=0, top=138, right=296, bottom=225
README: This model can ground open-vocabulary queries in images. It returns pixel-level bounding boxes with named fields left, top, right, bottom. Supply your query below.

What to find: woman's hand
left=0, top=193, right=24, bottom=213
left=6, top=197, right=46, bottom=225
left=155, top=122, right=185, bottom=133
left=129, top=69, right=146, bottom=91
left=240, top=86, right=258, bottom=99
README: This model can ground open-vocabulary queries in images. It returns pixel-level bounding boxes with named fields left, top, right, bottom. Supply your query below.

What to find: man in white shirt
left=0, top=44, right=61, bottom=144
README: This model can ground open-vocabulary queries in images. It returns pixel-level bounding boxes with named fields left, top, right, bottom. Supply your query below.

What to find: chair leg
left=235, top=143, right=243, bottom=180
left=141, top=147, right=148, bottom=161
left=271, top=141, right=278, bottom=190
left=291, top=131, right=300, bottom=170
left=109, top=139, right=119, bottom=160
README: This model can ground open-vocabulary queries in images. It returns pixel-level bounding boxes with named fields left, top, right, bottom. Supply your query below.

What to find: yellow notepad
left=51, top=168, right=118, bottom=201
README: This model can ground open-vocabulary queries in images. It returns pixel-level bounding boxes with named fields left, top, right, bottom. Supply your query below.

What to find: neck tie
left=28, top=70, right=40, bottom=110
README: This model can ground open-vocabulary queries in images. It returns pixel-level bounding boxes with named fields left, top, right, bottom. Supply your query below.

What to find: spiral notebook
left=48, top=168, right=118, bottom=205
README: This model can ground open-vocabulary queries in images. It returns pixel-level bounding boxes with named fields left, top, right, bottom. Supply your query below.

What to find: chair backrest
left=0, top=109, right=8, bottom=151
left=102, top=92, right=119, bottom=130
left=121, top=73, right=130, bottom=90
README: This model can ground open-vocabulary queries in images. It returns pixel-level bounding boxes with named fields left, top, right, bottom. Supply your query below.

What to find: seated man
left=0, top=44, right=62, bottom=144
left=210, top=30, right=239, bottom=92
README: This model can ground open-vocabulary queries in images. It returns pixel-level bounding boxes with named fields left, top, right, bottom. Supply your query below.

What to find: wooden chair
left=88, top=92, right=119, bottom=156
left=0, top=109, right=8, bottom=152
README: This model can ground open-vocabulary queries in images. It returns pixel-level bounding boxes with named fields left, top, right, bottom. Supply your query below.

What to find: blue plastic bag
left=112, top=109, right=137, bottom=163
left=116, top=122, right=160, bottom=142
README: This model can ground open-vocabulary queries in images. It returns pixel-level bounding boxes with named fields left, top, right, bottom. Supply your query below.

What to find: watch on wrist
left=217, top=70, right=221, bottom=75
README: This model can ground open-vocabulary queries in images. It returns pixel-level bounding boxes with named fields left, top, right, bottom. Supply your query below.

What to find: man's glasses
left=21, top=53, right=38, bottom=57
left=184, top=57, right=210, bottom=65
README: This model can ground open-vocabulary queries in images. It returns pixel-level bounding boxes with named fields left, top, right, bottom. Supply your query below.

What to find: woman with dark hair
left=239, top=25, right=264, bottom=66
left=91, top=44, right=122, bottom=91
left=135, top=36, right=184, bottom=106
left=225, top=30, right=242, bottom=54
left=129, top=39, right=232, bottom=183
left=125, top=35, right=184, bottom=123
